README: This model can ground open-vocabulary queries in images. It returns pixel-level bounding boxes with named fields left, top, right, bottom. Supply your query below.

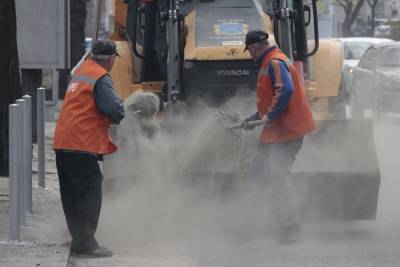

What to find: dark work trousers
left=248, top=137, right=304, bottom=234
left=55, top=151, right=103, bottom=253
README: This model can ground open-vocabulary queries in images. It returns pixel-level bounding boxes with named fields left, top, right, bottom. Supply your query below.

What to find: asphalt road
left=67, top=121, right=400, bottom=267
left=69, top=221, right=400, bottom=267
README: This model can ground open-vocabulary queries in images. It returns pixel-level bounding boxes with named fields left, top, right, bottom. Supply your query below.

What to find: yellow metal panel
left=110, top=43, right=160, bottom=100
left=184, top=10, right=275, bottom=61
left=131, top=82, right=164, bottom=94
left=311, top=39, right=343, bottom=97
left=111, top=0, right=128, bottom=41
left=184, top=10, right=198, bottom=59
left=110, top=41, right=133, bottom=100
left=261, top=13, right=276, bottom=46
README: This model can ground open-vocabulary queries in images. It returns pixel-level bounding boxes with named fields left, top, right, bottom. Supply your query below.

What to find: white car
left=338, top=37, right=393, bottom=95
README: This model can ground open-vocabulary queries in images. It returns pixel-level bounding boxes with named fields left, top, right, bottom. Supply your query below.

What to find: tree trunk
left=340, top=2, right=353, bottom=37
left=0, top=0, right=23, bottom=175
left=370, top=2, right=378, bottom=36
left=342, top=19, right=353, bottom=37
left=371, top=7, right=375, bottom=36
left=335, top=0, right=365, bottom=37
left=58, top=0, right=87, bottom=99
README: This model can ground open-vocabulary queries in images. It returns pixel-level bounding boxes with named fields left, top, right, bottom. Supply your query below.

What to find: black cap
left=244, top=30, right=269, bottom=52
left=91, top=39, right=120, bottom=57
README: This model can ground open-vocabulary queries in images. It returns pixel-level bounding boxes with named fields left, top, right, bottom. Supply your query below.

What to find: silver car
left=350, top=42, right=400, bottom=119
left=338, top=37, right=393, bottom=96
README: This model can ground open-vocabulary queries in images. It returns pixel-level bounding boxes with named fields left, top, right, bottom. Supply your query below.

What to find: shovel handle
left=226, top=120, right=264, bottom=130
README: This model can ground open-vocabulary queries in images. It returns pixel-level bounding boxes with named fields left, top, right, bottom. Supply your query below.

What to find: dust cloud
left=96, top=90, right=400, bottom=257
left=98, top=91, right=277, bottom=249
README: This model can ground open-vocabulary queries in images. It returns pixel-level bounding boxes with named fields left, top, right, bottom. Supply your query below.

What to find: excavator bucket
left=293, top=120, right=380, bottom=220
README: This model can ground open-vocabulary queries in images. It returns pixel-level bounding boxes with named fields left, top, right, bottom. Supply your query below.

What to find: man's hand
left=261, top=115, right=272, bottom=128
left=241, top=119, right=256, bottom=130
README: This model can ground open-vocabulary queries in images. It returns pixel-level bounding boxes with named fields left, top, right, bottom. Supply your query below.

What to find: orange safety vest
left=53, top=58, right=117, bottom=155
left=257, top=48, right=316, bottom=143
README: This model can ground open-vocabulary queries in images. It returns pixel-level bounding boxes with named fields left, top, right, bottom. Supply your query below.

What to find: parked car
left=338, top=38, right=393, bottom=97
left=374, top=25, right=391, bottom=38
left=351, top=24, right=370, bottom=37
left=349, top=42, right=400, bottom=119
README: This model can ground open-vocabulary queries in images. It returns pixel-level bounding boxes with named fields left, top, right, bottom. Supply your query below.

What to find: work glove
left=241, top=119, right=256, bottom=130
left=261, top=115, right=272, bottom=128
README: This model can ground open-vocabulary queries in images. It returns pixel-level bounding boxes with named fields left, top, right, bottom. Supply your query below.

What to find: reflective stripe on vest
left=70, top=75, right=97, bottom=85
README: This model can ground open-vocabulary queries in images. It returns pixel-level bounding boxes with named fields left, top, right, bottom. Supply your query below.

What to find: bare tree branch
left=333, top=0, right=366, bottom=36
left=333, top=0, right=348, bottom=7
left=366, top=0, right=378, bottom=7
left=365, top=0, right=379, bottom=35
left=349, top=0, right=366, bottom=26
left=333, top=1, right=347, bottom=9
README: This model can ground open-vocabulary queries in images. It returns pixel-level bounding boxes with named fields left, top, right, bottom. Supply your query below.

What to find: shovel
left=226, top=119, right=264, bottom=130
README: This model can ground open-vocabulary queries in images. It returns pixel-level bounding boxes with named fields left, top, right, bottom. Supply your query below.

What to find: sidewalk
left=0, top=122, right=70, bottom=267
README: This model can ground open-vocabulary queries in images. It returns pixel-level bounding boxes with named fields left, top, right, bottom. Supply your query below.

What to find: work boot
left=70, top=246, right=113, bottom=258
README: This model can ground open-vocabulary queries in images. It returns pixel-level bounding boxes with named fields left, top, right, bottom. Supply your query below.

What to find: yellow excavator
left=104, top=0, right=380, bottom=220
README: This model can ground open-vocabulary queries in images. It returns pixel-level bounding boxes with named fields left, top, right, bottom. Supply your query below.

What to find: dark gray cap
left=244, top=29, right=269, bottom=52
left=91, top=39, right=120, bottom=57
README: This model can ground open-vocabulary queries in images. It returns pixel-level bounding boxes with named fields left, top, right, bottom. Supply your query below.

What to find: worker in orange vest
left=242, top=30, right=316, bottom=244
left=53, top=39, right=125, bottom=258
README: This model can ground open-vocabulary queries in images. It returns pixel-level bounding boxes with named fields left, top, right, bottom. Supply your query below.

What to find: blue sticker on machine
left=214, top=22, right=248, bottom=35
left=195, top=0, right=265, bottom=47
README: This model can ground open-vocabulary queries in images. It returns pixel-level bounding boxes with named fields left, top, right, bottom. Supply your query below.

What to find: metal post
left=37, top=88, right=46, bottom=188
left=94, top=0, right=103, bottom=40
left=23, top=95, right=32, bottom=213
left=9, top=104, right=20, bottom=241
left=52, top=70, right=59, bottom=104
left=15, top=99, right=26, bottom=227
